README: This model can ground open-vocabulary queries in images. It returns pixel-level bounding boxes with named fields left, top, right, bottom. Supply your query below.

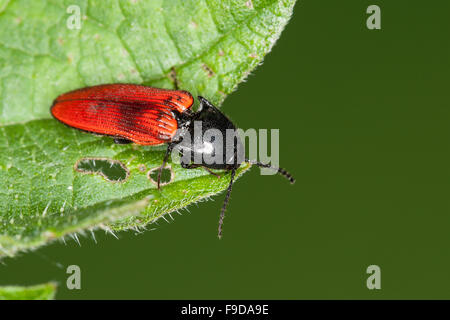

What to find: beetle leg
left=113, top=138, right=132, bottom=144
left=157, top=144, right=174, bottom=190
left=201, top=167, right=221, bottom=178
left=180, top=163, right=200, bottom=169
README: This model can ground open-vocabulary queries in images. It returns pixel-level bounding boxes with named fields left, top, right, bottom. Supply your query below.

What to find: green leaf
left=0, top=282, right=57, bottom=300
left=0, top=0, right=296, bottom=258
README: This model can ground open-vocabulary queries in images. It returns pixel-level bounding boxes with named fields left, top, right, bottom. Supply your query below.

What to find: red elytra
left=51, top=84, right=194, bottom=145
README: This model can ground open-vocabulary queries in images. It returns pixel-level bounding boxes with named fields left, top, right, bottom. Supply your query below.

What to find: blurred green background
left=1, top=0, right=449, bottom=299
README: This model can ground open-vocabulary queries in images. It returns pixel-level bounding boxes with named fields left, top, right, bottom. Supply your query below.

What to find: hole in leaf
left=147, top=166, right=174, bottom=186
left=74, top=158, right=129, bottom=183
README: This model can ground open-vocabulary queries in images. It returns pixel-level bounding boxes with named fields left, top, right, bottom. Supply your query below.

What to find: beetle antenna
left=218, top=168, right=236, bottom=239
left=245, top=159, right=295, bottom=184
